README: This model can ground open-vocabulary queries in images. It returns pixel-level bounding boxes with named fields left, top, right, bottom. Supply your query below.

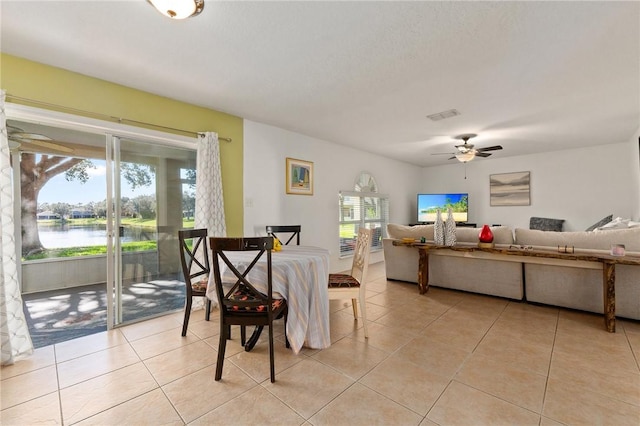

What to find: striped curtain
left=0, top=90, right=34, bottom=364
left=193, top=131, right=226, bottom=308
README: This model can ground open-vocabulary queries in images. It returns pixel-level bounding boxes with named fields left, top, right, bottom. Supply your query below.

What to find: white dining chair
left=327, top=227, right=373, bottom=338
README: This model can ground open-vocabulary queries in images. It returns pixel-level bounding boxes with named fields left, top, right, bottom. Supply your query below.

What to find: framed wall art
left=286, top=157, right=314, bottom=195
left=490, top=171, right=530, bottom=206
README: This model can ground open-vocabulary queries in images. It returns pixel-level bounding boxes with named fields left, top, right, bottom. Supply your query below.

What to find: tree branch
left=39, top=158, right=85, bottom=186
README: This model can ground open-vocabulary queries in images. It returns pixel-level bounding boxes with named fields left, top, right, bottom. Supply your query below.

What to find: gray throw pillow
left=529, top=217, right=565, bottom=232
left=585, top=215, right=613, bottom=232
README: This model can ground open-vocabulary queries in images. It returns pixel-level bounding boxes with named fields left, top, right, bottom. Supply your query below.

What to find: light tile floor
left=2, top=262, right=640, bottom=425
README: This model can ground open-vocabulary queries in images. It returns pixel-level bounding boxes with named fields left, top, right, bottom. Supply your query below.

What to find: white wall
left=243, top=120, right=423, bottom=272
left=422, top=141, right=640, bottom=231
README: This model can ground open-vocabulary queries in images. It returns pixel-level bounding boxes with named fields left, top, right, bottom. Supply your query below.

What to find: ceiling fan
left=433, top=133, right=502, bottom=163
left=7, top=125, right=74, bottom=153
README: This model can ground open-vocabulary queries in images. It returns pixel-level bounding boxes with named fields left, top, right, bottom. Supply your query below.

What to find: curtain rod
left=5, top=94, right=232, bottom=142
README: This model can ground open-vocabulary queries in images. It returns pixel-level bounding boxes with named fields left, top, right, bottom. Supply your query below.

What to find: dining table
left=206, top=244, right=331, bottom=354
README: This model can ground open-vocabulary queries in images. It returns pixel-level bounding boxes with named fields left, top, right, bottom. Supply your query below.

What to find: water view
left=38, top=224, right=156, bottom=249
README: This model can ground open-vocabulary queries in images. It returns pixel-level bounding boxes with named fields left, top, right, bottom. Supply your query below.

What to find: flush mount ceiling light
left=148, top=0, right=204, bottom=19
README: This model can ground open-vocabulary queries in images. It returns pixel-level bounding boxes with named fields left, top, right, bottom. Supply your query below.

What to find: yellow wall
left=1, top=54, right=243, bottom=235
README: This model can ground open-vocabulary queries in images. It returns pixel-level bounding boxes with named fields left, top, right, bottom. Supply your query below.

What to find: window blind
left=338, top=191, right=389, bottom=258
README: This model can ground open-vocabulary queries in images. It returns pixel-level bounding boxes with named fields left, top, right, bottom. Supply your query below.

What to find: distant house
left=70, top=208, right=95, bottom=219
left=37, top=211, right=61, bottom=220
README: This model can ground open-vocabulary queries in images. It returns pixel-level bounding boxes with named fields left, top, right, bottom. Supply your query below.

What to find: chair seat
left=192, top=276, right=208, bottom=292
left=328, top=273, right=361, bottom=288
left=228, top=288, right=285, bottom=312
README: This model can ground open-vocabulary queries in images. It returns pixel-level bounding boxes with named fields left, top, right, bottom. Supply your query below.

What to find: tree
left=120, top=197, right=137, bottom=218
left=133, top=194, right=156, bottom=219
left=182, top=190, right=195, bottom=219
left=92, top=199, right=107, bottom=218
left=51, top=202, right=72, bottom=218
left=20, top=153, right=154, bottom=256
left=20, top=154, right=89, bottom=256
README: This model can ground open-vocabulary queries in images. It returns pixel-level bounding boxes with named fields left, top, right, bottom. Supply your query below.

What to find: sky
left=38, top=159, right=155, bottom=205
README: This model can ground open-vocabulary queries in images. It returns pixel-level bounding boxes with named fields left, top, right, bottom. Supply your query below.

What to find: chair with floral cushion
left=178, top=228, right=212, bottom=337
left=210, top=236, right=289, bottom=383
left=266, top=225, right=301, bottom=246
left=327, top=227, right=373, bottom=338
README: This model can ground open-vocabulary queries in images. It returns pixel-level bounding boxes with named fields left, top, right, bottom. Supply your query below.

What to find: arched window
left=338, top=172, right=389, bottom=257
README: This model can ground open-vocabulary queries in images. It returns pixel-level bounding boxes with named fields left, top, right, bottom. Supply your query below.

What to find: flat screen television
left=417, top=193, right=468, bottom=223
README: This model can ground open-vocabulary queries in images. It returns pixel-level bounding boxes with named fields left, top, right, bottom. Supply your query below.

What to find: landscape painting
left=490, top=171, right=531, bottom=206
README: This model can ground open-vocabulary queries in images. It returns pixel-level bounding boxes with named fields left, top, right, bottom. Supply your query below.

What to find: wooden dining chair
left=210, top=236, right=289, bottom=383
left=266, top=225, right=301, bottom=246
left=178, top=228, right=212, bottom=337
left=327, top=227, right=373, bottom=338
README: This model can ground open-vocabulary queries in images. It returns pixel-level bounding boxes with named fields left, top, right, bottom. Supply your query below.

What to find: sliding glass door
left=110, top=137, right=196, bottom=326
left=12, top=117, right=196, bottom=346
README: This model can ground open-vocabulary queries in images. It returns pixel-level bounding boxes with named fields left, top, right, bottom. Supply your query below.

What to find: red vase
left=479, top=225, right=494, bottom=243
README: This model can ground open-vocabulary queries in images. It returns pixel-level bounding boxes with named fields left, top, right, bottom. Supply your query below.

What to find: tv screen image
left=417, top=193, right=468, bottom=223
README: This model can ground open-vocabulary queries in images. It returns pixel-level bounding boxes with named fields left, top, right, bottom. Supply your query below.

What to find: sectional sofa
left=382, top=224, right=640, bottom=320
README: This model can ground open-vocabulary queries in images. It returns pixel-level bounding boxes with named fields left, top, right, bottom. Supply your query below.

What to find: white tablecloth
left=206, top=245, right=331, bottom=354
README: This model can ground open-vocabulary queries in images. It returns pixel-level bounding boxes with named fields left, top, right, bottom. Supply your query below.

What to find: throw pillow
left=585, top=214, right=613, bottom=232
left=595, top=217, right=630, bottom=231
left=529, top=217, right=564, bottom=232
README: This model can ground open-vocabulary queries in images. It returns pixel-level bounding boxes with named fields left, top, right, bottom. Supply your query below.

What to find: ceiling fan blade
left=7, top=124, right=25, bottom=133
left=476, top=145, right=503, bottom=152
left=21, top=140, right=75, bottom=153
left=11, top=132, right=52, bottom=141
left=431, top=152, right=456, bottom=155
left=448, top=156, right=457, bottom=160
left=475, top=152, right=492, bottom=158
left=8, top=128, right=75, bottom=153
left=31, top=140, right=74, bottom=153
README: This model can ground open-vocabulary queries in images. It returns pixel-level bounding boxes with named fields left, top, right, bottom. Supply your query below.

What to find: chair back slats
left=177, top=228, right=212, bottom=336
left=351, top=228, right=373, bottom=285
left=266, top=225, right=301, bottom=246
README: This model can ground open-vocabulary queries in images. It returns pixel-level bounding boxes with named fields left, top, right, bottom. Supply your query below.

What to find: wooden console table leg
left=603, top=261, right=615, bottom=333
left=418, top=249, right=429, bottom=294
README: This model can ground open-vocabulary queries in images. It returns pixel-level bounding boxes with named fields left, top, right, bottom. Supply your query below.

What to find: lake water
left=38, top=224, right=156, bottom=248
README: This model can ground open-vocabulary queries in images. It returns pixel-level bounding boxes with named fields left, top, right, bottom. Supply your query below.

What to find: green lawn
left=25, top=218, right=195, bottom=261
left=25, top=241, right=158, bottom=260
left=339, top=224, right=357, bottom=238
left=54, top=218, right=194, bottom=228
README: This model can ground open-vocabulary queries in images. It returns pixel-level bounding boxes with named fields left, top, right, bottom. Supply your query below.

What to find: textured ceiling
left=2, top=1, right=638, bottom=166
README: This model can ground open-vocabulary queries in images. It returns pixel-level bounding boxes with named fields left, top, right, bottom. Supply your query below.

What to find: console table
left=392, top=240, right=640, bottom=333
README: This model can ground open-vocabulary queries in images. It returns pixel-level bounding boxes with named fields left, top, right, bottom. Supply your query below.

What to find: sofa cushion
left=515, top=227, right=640, bottom=251
left=585, top=214, right=612, bottom=232
left=386, top=224, right=434, bottom=240
left=529, top=217, right=564, bottom=232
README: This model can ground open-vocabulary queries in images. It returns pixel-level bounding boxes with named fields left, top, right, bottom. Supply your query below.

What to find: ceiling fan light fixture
left=147, top=0, right=204, bottom=19
left=455, top=152, right=475, bottom=163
